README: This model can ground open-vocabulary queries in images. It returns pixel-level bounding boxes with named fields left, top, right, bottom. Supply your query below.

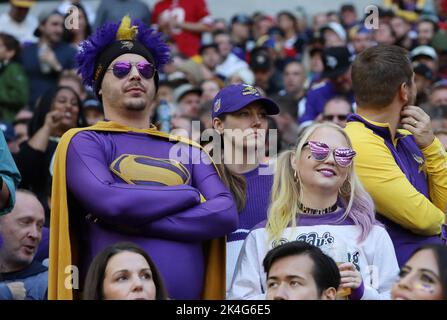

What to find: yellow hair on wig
left=116, top=15, right=138, bottom=41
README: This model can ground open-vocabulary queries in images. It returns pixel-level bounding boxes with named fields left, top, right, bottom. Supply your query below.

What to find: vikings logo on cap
left=412, top=154, right=427, bottom=175
left=241, top=85, right=260, bottom=96
left=213, top=98, right=221, bottom=113
left=76, top=15, right=170, bottom=93
left=110, top=154, right=190, bottom=186
left=121, top=41, right=134, bottom=50
left=326, top=55, right=338, bottom=69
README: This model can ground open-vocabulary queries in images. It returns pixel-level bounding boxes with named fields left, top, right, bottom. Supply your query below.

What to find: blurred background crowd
left=0, top=0, right=447, bottom=301
left=1, top=0, right=447, bottom=164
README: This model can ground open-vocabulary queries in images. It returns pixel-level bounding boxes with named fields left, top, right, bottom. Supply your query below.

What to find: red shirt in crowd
left=152, top=0, right=212, bottom=57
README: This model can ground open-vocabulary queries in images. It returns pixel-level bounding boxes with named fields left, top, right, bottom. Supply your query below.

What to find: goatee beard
left=125, top=101, right=146, bottom=111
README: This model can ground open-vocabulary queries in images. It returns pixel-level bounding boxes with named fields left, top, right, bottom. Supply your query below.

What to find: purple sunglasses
left=108, top=61, right=156, bottom=79
left=303, top=141, right=356, bottom=167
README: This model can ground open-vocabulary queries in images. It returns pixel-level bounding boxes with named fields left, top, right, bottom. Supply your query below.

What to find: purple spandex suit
left=65, top=128, right=238, bottom=299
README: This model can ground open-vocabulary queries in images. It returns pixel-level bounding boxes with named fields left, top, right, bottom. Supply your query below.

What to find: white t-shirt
left=0, top=13, right=38, bottom=44
left=228, top=209, right=399, bottom=300
left=216, top=53, right=249, bottom=79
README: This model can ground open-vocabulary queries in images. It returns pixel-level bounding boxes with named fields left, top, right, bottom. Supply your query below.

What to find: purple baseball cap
left=211, top=84, right=279, bottom=118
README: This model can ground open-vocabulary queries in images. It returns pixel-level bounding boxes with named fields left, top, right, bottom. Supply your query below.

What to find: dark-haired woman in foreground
left=83, top=242, right=168, bottom=300
left=392, top=244, right=447, bottom=300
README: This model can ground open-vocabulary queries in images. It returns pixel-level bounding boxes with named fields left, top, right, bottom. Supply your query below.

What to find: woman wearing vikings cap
left=209, top=83, right=280, bottom=297
left=228, top=122, right=399, bottom=300
left=49, top=16, right=238, bottom=300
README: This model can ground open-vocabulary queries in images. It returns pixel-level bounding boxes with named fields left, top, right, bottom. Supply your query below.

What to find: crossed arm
left=66, top=132, right=238, bottom=239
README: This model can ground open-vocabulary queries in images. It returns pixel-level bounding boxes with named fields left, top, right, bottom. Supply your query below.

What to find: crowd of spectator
left=0, top=0, right=447, bottom=300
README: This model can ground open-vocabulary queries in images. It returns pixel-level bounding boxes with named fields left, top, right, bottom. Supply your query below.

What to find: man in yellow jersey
left=345, top=44, right=447, bottom=266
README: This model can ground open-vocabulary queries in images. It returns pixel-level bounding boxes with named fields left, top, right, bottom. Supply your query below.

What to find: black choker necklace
left=297, top=201, right=338, bottom=215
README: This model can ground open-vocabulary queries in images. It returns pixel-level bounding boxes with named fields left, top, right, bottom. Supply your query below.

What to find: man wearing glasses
left=299, top=46, right=355, bottom=127
left=321, top=96, right=352, bottom=128
left=48, top=16, right=237, bottom=300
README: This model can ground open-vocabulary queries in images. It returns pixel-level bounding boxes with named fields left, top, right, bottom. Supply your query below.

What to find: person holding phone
left=13, top=86, right=85, bottom=224
left=346, top=44, right=447, bottom=267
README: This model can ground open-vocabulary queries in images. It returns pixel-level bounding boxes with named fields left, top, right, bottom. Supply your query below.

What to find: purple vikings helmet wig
left=76, top=15, right=171, bottom=98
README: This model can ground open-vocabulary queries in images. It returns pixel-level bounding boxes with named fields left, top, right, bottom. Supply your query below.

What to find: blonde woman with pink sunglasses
left=229, top=122, right=399, bottom=300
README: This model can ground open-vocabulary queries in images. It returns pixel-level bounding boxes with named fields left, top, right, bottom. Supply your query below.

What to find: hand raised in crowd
left=170, top=18, right=183, bottom=31
left=338, top=262, right=362, bottom=290
left=39, top=45, right=63, bottom=73
left=157, top=15, right=174, bottom=36
left=43, top=109, right=64, bottom=136
left=401, top=106, right=435, bottom=149
left=6, top=282, right=26, bottom=300
left=28, top=109, right=64, bottom=152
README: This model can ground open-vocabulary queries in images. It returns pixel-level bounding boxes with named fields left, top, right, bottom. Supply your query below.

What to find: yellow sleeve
left=346, top=123, right=444, bottom=235
left=383, top=0, right=392, bottom=8
left=421, top=137, right=447, bottom=212
left=383, top=0, right=424, bottom=22
left=394, top=9, right=419, bottom=22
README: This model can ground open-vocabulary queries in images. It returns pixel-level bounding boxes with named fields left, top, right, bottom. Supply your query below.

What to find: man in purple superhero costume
left=48, top=16, right=238, bottom=300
